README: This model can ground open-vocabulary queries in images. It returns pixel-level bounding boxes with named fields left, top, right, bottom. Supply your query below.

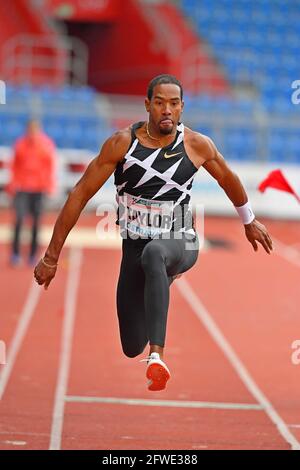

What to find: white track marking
left=49, top=248, right=82, bottom=450
left=0, top=431, right=49, bottom=437
left=0, top=281, right=41, bottom=400
left=176, top=277, right=300, bottom=451
left=65, top=395, right=263, bottom=410
left=2, top=440, right=26, bottom=446
left=272, top=236, right=300, bottom=268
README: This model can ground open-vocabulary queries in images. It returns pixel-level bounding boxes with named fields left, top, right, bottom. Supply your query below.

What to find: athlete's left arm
left=197, top=135, right=273, bottom=254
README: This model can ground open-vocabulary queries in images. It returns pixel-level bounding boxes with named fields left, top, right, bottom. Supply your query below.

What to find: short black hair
left=147, top=74, right=183, bottom=101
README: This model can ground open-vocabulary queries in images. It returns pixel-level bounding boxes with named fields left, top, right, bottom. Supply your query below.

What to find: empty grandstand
left=0, top=0, right=299, bottom=215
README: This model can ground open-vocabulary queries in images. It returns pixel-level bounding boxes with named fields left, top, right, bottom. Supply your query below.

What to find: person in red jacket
left=7, top=119, right=56, bottom=266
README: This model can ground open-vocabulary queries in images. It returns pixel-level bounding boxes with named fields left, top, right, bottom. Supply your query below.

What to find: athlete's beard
left=159, top=124, right=175, bottom=135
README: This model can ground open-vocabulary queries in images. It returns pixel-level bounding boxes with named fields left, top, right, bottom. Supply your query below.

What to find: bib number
left=118, top=193, right=174, bottom=238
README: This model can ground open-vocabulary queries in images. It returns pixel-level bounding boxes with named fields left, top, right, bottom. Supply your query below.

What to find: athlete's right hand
left=34, top=258, right=57, bottom=290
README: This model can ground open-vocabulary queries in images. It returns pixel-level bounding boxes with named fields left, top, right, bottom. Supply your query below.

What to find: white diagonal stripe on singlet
left=172, top=174, right=195, bottom=208
left=172, top=123, right=184, bottom=149
left=134, top=157, right=183, bottom=191
left=124, top=138, right=138, bottom=160
left=122, top=147, right=160, bottom=173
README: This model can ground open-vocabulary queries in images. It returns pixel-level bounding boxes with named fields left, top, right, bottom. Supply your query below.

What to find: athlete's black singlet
left=114, top=122, right=198, bottom=238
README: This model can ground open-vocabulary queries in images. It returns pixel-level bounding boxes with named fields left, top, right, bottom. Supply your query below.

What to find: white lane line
left=176, top=277, right=300, bottom=451
left=49, top=248, right=82, bottom=451
left=0, top=280, right=41, bottom=400
left=65, top=395, right=264, bottom=410
left=272, top=236, right=300, bottom=268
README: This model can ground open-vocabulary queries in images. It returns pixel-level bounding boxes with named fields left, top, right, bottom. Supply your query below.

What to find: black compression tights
left=116, top=233, right=199, bottom=358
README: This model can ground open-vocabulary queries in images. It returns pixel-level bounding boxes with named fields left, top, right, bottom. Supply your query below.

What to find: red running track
left=0, top=215, right=299, bottom=450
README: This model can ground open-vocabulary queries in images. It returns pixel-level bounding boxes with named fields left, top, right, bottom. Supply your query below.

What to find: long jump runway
left=0, top=214, right=299, bottom=450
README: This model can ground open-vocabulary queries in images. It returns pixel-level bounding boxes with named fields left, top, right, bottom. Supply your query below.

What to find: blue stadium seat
left=0, top=83, right=112, bottom=151
left=2, top=119, right=26, bottom=144
left=180, top=0, right=300, bottom=164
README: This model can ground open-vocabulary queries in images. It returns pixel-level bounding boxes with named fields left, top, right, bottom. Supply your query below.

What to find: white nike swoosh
left=164, top=151, right=182, bottom=159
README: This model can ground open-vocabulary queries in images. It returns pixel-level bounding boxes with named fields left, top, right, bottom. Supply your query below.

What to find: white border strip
left=0, top=281, right=41, bottom=400
left=49, top=248, right=82, bottom=451
left=176, top=277, right=300, bottom=450
left=65, top=395, right=263, bottom=410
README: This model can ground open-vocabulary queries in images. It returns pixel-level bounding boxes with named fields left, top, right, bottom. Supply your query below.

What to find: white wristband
left=235, top=201, right=255, bottom=225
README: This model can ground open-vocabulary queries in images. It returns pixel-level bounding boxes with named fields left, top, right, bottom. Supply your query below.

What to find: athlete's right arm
left=34, top=130, right=130, bottom=289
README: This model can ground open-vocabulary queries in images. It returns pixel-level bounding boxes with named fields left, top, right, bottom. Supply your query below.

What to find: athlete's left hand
left=244, top=219, right=273, bottom=254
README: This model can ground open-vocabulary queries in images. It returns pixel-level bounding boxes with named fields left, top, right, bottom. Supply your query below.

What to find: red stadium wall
left=60, top=0, right=229, bottom=95
left=46, top=0, right=120, bottom=22
left=0, top=0, right=229, bottom=92
left=64, top=0, right=166, bottom=95
left=0, top=0, right=65, bottom=85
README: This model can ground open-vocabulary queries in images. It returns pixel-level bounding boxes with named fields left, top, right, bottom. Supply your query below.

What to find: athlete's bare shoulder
left=184, top=126, right=218, bottom=162
left=109, top=127, right=132, bottom=152
left=97, top=126, right=132, bottom=164
left=183, top=126, right=218, bottom=168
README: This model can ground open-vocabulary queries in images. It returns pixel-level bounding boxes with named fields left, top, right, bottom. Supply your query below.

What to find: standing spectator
left=7, top=119, right=56, bottom=266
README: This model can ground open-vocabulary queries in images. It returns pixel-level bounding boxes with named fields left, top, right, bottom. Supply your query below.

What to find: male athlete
left=34, top=74, right=273, bottom=392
